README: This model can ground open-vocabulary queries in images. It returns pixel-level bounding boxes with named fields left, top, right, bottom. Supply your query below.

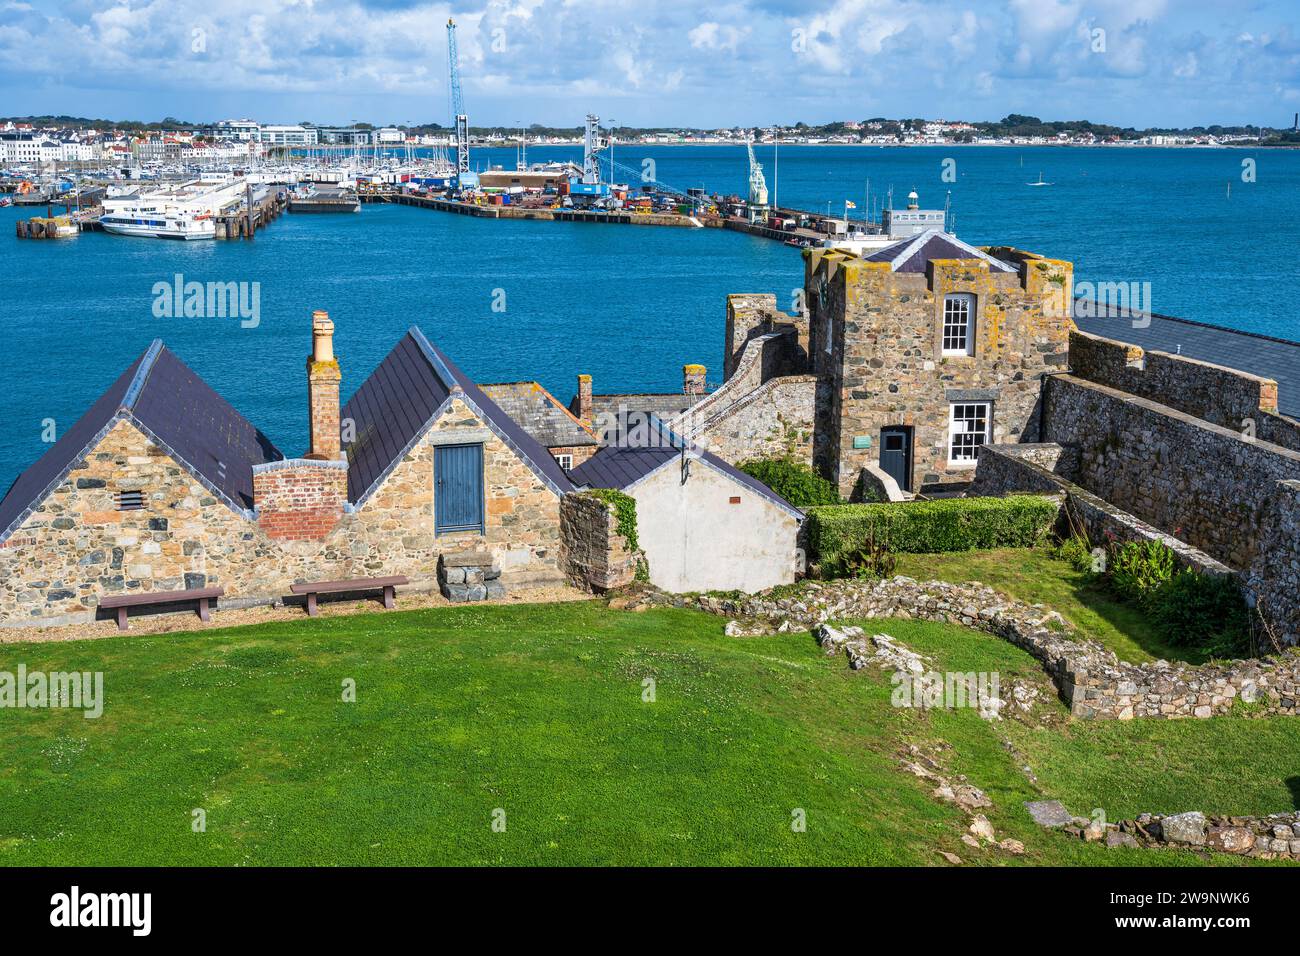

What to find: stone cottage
left=480, top=380, right=599, bottom=470
left=0, top=312, right=573, bottom=626
left=569, top=414, right=803, bottom=593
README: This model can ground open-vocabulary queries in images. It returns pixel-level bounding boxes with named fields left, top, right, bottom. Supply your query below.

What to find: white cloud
left=0, top=0, right=1293, bottom=127
left=688, top=22, right=748, bottom=52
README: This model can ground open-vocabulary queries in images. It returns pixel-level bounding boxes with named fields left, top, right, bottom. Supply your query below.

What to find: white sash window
left=948, top=402, right=990, bottom=466
left=942, top=293, right=976, bottom=356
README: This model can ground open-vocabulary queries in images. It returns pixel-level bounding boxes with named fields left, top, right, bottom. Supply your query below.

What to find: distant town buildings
left=0, top=114, right=1284, bottom=173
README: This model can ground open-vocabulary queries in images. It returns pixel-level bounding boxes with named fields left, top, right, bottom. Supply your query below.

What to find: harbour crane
left=746, top=137, right=769, bottom=207
left=446, top=18, right=470, bottom=175
left=582, top=114, right=608, bottom=185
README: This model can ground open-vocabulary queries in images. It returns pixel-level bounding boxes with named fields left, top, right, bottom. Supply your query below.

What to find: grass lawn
left=893, top=547, right=1205, bottom=665
left=0, top=600, right=1293, bottom=866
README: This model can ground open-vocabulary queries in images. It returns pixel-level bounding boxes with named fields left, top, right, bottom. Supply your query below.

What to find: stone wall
left=559, top=492, right=639, bottom=592
left=673, top=325, right=815, bottom=466
left=1042, top=373, right=1300, bottom=571
left=1068, top=330, right=1300, bottom=452
left=690, top=575, right=1300, bottom=719
left=1111, top=811, right=1300, bottom=860
left=969, top=443, right=1232, bottom=578
left=0, top=397, right=565, bottom=627
left=968, top=442, right=1078, bottom=497
left=807, top=247, right=1073, bottom=497
left=679, top=375, right=816, bottom=466
left=724, top=293, right=808, bottom=381
left=1248, top=479, right=1300, bottom=646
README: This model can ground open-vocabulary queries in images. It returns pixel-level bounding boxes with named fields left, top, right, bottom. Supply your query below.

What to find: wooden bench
left=288, top=575, right=409, bottom=616
left=99, top=587, right=225, bottom=631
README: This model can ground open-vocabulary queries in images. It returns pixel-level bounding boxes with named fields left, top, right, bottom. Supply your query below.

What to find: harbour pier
left=361, top=188, right=702, bottom=227
left=214, top=188, right=288, bottom=238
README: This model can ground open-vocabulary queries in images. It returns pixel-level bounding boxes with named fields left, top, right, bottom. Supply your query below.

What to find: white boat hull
left=100, top=220, right=216, bottom=240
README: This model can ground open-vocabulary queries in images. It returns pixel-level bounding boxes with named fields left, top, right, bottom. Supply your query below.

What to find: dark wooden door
left=879, top=426, right=912, bottom=493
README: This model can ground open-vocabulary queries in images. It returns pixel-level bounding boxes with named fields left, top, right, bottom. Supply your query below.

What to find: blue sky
left=2, top=0, right=1298, bottom=127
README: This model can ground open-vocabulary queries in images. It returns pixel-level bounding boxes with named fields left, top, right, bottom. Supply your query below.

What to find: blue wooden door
left=435, top=443, right=484, bottom=533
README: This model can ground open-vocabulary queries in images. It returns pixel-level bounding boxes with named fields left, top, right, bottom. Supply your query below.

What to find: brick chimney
left=683, top=364, right=706, bottom=396
left=577, top=373, right=593, bottom=425
left=307, top=310, right=342, bottom=460
left=253, top=310, right=348, bottom=541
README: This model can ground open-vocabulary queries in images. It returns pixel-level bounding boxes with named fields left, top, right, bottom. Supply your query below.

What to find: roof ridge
left=886, top=230, right=935, bottom=269
left=408, top=326, right=459, bottom=392
left=121, top=339, right=164, bottom=411
left=539, top=382, right=598, bottom=438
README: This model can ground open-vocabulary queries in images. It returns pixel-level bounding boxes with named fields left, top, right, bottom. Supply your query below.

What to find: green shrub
left=1109, top=539, right=1175, bottom=607
left=1088, top=538, right=1250, bottom=657
left=841, top=527, right=897, bottom=579
left=807, top=495, right=1059, bottom=575
left=1146, top=569, right=1249, bottom=657
left=738, top=457, right=841, bottom=508
left=1051, top=534, right=1096, bottom=574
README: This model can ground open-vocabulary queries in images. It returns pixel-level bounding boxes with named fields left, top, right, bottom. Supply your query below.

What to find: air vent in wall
left=115, top=490, right=145, bottom=511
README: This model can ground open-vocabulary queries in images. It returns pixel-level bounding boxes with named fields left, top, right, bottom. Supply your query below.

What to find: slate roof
left=342, top=327, right=574, bottom=506
left=1072, top=301, right=1300, bottom=420
left=569, top=414, right=803, bottom=519
left=571, top=392, right=697, bottom=426
left=863, top=228, right=1017, bottom=274
left=480, top=382, right=598, bottom=449
left=0, top=340, right=283, bottom=543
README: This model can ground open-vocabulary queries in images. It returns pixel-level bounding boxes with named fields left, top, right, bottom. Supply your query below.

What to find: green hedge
left=738, top=458, right=841, bottom=508
left=808, top=495, right=1060, bottom=575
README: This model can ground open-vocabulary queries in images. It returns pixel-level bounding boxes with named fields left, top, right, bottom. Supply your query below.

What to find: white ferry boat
left=99, top=206, right=216, bottom=240
left=98, top=179, right=246, bottom=240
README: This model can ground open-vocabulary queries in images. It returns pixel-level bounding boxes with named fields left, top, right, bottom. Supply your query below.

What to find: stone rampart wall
left=1067, top=329, right=1300, bottom=453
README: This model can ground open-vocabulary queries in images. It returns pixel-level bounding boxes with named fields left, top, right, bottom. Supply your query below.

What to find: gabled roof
left=0, top=341, right=283, bottom=543
left=342, top=327, right=574, bottom=506
left=481, top=381, right=598, bottom=449
left=569, top=415, right=803, bottom=519
left=863, top=228, right=1017, bottom=274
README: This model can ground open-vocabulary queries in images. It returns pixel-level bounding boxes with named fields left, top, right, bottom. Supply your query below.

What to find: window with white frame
left=554, top=453, right=573, bottom=471
left=941, top=293, right=975, bottom=356
left=948, top=402, right=990, bottom=465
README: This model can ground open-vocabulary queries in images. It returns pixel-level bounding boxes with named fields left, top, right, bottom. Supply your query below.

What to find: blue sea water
left=2, top=144, right=1297, bottom=491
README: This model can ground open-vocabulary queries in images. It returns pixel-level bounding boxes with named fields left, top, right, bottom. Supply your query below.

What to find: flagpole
left=773, top=128, right=779, bottom=213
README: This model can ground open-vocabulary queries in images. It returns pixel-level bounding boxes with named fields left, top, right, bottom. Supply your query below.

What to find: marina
left=5, top=141, right=1298, bottom=493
